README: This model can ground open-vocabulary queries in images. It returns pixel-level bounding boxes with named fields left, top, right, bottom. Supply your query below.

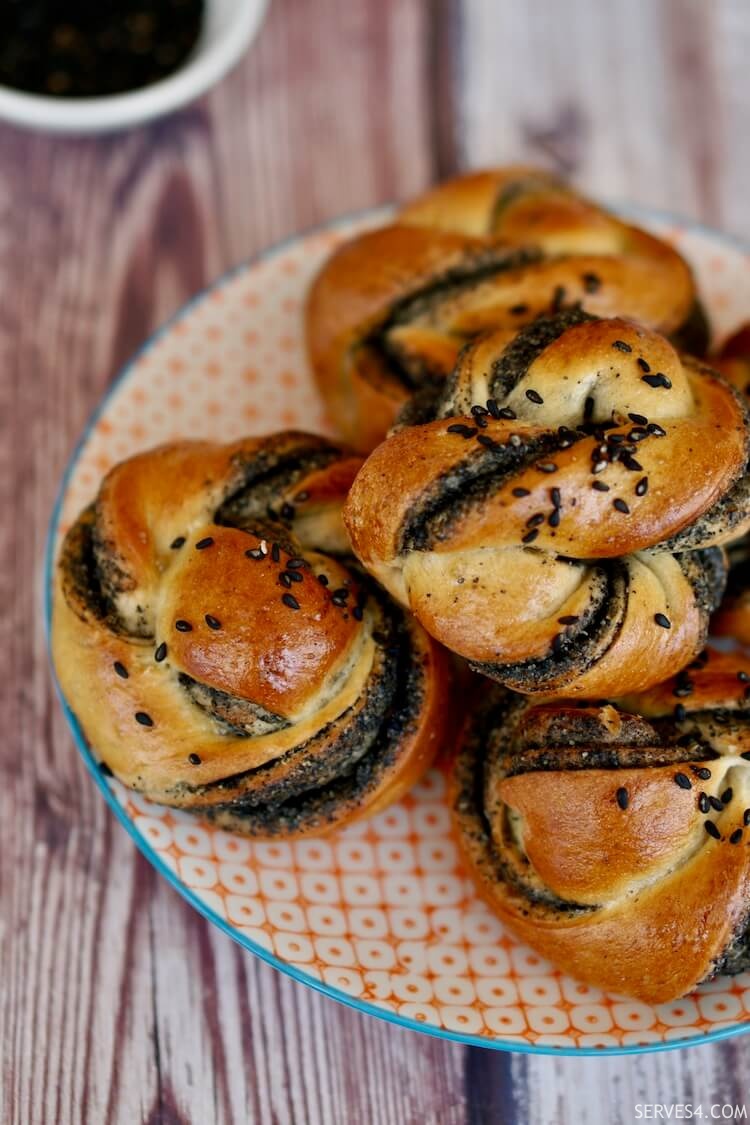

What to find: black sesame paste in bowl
left=0, top=0, right=204, bottom=98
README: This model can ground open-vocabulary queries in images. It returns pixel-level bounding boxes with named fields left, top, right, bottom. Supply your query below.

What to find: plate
left=47, top=205, right=750, bottom=1055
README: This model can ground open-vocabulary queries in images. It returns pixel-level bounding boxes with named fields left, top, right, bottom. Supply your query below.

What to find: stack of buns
left=53, top=168, right=750, bottom=1003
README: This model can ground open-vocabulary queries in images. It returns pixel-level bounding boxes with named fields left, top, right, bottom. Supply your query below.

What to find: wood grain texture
left=2, top=0, right=750, bottom=1122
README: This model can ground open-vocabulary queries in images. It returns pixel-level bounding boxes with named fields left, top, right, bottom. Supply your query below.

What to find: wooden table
left=4, top=2, right=750, bottom=1121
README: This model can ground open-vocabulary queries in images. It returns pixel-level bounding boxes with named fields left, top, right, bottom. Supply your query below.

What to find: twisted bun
left=451, top=648, right=750, bottom=1003
left=52, top=432, right=450, bottom=838
left=306, top=168, right=707, bottom=451
left=345, top=312, right=750, bottom=696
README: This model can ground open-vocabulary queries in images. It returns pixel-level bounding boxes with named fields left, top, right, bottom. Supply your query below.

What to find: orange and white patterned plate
left=47, top=205, right=750, bottom=1055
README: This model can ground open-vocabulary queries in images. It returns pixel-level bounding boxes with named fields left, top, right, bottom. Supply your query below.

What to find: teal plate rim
left=44, top=201, right=750, bottom=1057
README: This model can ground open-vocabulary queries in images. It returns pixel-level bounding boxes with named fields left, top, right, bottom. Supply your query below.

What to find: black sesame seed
left=332, top=587, right=349, bottom=600
left=628, top=428, right=648, bottom=442
left=447, top=423, right=478, bottom=438
left=280, top=503, right=295, bottom=520
left=592, top=460, right=608, bottom=474
left=730, top=828, right=743, bottom=845
left=271, top=543, right=281, bottom=563
left=195, top=537, right=214, bottom=550
left=582, top=272, right=601, bottom=293
left=709, top=795, right=724, bottom=813
left=548, top=508, right=561, bottom=528
left=613, top=340, right=632, bottom=353
left=558, top=615, right=580, bottom=625
left=526, top=513, right=545, bottom=528
left=279, top=572, right=292, bottom=588
left=616, top=787, right=629, bottom=810
left=654, top=613, right=671, bottom=629
left=613, top=498, right=630, bottom=514
left=737, top=670, right=750, bottom=682
left=550, top=487, right=561, bottom=508
left=154, top=642, right=168, bottom=663
left=551, top=632, right=565, bottom=657
left=674, top=772, right=692, bottom=790
left=471, top=404, right=488, bottom=417
left=287, top=557, right=307, bottom=569
left=246, top=548, right=264, bottom=561
left=512, top=487, right=531, bottom=497
left=635, top=477, right=649, bottom=497
left=674, top=704, right=687, bottom=722
left=592, top=480, right=610, bottom=492
left=113, top=661, right=129, bottom=679
left=317, top=574, right=329, bottom=586
left=704, top=821, right=721, bottom=840
left=698, top=792, right=710, bottom=814
left=135, top=711, right=154, bottom=727
left=584, top=396, right=594, bottom=422
left=642, top=373, right=672, bottom=389
left=536, top=462, right=558, bottom=473
left=744, top=809, right=750, bottom=826
left=498, top=407, right=517, bottom=420
left=286, top=570, right=303, bottom=583
left=628, top=412, right=648, bottom=425
left=282, top=593, right=300, bottom=611
left=647, top=423, right=666, bottom=437
left=188, top=753, right=201, bottom=766
left=636, top=358, right=651, bottom=373
left=694, top=767, right=712, bottom=780
left=205, top=614, right=221, bottom=630
left=622, top=455, right=643, bottom=472
left=722, top=787, right=734, bottom=805
left=170, top=536, right=186, bottom=549
left=353, top=606, right=364, bottom=621
left=526, top=389, right=544, bottom=404
left=485, top=399, right=501, bottom=419
left=477, top=434, right=498, bottom=449
left=522, top=529, right=539, bottom=544
left=175, top=620, right=193, bottom=632
left=510, top=303, right=528, bottom=315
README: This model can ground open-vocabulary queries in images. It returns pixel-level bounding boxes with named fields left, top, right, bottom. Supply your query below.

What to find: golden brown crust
left=52, top=432, right=451, bottom=838
left=306, top=168, right=704, bottom=451
left=451, top=648, right=750, bottom=1003
left=345, top=313, right=746, bottom=696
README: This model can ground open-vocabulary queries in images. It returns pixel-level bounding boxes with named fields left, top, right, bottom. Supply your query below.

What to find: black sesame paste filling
left=201, top=599, right=427, bottom=837
left=467, top=548, right=725, bottom=694
left=363, top=246, right=545, bottom=391
left=483, top=307, right=594, bottom=403
left=216, top=440, right=343, bottom=532
left=60, top=504, right=132, bottom=632
left=397, top=429, right=584, bottom=553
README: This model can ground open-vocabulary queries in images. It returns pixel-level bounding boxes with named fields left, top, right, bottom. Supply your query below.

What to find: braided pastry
left=52, top=432, right=450, bottom=838
left=345, top=310, right=750, bottom=696
left=712, top=325, right=750, bottom=643
left=451, top=648, right=750, bottom=1003
left=306, top=167, right=707, bottom=451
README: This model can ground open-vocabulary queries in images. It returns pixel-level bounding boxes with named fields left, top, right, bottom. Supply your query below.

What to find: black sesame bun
left=451, top=647, right=750, bottom=1003
left=306, top=167, right=707, bottom=453
left=52, top=432, right=451, bottom=838
left=344, top=312, right=749, bottom=697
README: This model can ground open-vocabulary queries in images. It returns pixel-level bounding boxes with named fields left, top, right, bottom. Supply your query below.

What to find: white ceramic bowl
left=0, top=0, right=269, bottom=135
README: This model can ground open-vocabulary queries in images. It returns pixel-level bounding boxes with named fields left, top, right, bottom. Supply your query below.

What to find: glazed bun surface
left=53, top=432, right=450, bottom=838
left=451, top=648, right=750, bottom=1003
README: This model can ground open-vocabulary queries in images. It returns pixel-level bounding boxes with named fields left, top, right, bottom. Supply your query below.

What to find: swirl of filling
left=53, top=432, right=450, bottom=838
